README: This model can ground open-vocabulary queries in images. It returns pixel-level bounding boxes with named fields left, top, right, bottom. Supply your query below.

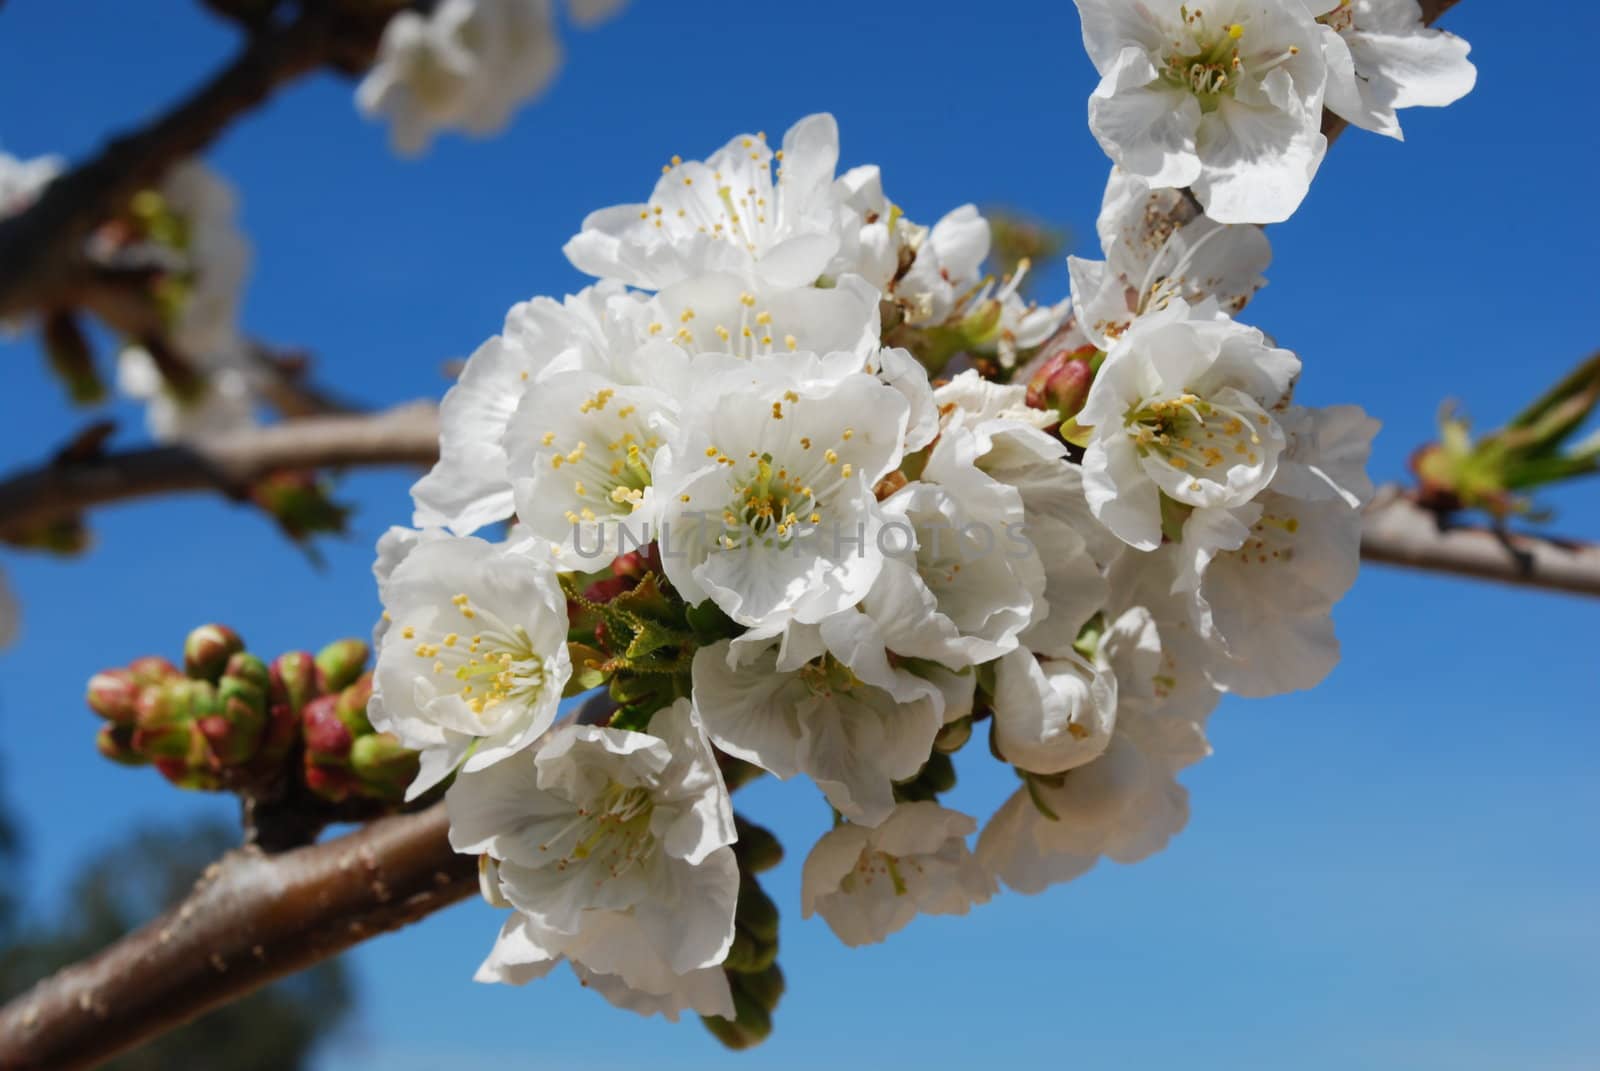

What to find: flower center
left=541, top=781, right=658, bottom=882
left=1126, top=391, right=1264, bottom=480
left=1227, top=507, right=1303, bottom=568
left=643, top=291, right=801, bottom=358
left=1161, top=14, right=1245, bottom=109
left=799, top=654, right=861, bottom=698
left=701, top=395, right=858, bottom=551
left=839, top=847, right=915, bottom=897
left=1158, top=10, right=1302, bottom=112
left=546, top=388, right=661, bottom=526
left=403, top=594, right=548, bottom=718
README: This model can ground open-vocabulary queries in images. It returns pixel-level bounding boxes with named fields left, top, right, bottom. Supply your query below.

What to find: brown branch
left=0, top=403, right=439, bottom=542
left=0, top=15, right=332, bottom=321
left=3, top=406, right=1598, bottom=597
left=0, top=1, right=408, bottom=323
left=0, top=803, right=474, bottom=1071
left=1361, top=486, right=1600, bottom=598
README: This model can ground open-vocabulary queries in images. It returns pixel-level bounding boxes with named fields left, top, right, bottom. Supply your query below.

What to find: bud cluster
left=87, top=624, right=419, bottom=809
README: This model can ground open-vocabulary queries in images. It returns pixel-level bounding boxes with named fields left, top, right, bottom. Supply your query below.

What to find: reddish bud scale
left=86, top=669, right=140, bottom=724
left=184, top=624, right=245, bottom=682
left=128, top=656, right=181, bottom=687
left=302, top=695, right=354, bottom=759
left=1026, top=346, right=1097, bottom=426
left=96, top=723, right=147, bottom=766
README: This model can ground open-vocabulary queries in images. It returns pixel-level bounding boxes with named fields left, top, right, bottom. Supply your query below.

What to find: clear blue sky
left=2, top=2, right=1597, bottom=1068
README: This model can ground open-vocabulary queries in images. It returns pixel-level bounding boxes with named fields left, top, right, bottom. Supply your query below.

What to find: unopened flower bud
left=303, top=763, right=362, bottom=802
left=349, top=732, right=420, bottom=802
left=315, top=638, right=369, bottom=693
left=200, top=674, right=269, bottom=768
left=270, top=651, right=320, bottom=717
left=733, top=963, right=785, bottom=1010
left=222, top=652, right=270, bottom=692
left=96, top=723, right=147, bottom=766
left=702, top=984, right=774, bottom=1050
left=301, top=694, right=353, bottom=760
left=583, top=574, right=633, bottom=604
left=732, top=816, right=783, bottom=874
left=1026, top=346, right=1096, bottom=426
left=128, top=656, right=181, bottom=687
left=335, top=673, right=375, bottom=728
left=42, top=310, right=106, bottom=406
left=933, top=716, right=973, bottom=754
left=86, top=669, right=140, bottom=725
left=184, top=624, right=244, bottom=682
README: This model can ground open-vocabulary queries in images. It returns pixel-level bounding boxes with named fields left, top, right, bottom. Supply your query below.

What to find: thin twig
left=0, top=803, right=473, bottom=1071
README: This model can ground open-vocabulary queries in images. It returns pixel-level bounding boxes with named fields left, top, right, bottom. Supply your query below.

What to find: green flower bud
left=933, top=716, right=972, bottom=754
left=701, top=984, right=773, bottom=1050
left=184, top=624, right=245, bottom=682
left=735, top=882, right=779, bottom=944
left=349, top=732, right=420, bottom=802
left=732, top=963, right=785, bottom=1010
left=334, top=674, right=375, bottom=737
left=86, top=669, right=140, bottom=725
left=128, top=656, right=182, bottom=687
left=199, top=674, right=268, bottom=768
left=270, top=651, right=320, bottom=717
left=315, top=638, right=369, bottom=693
left=42, top=310, right=106, bottom=406
left=732, top=816, right=783, bottom=874
left=96, top=723, right=147, bottom=766
left=222, top=651, right=270, bottom=693
left=724, top=924, right=778, bottom=973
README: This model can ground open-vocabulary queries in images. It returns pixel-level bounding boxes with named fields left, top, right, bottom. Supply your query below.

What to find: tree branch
left=2, top=406, right=1597, bottom=597
left=0, top=404, right=438, bottom=542
left=0, top=803, right=473, bottom=1071
left=1360, top=486, right=1600, bottom=598
left=0, top=1, right=407, bottom=323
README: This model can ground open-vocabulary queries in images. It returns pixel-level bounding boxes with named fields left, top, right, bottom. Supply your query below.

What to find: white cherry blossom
left=979, top=608, right=1217, bottom=894
left=453, top=699, right=738, bottom=1019
left=1314, top=0, right=1475, bottom=140
left=802, top=802, right=995, bottom=946
left=369, top=532, right=571, bottom=798
left=1077, top=301, right=1301, bottom=551
left=565, top=113, right=852, bottom=291
left=1070, top=167, right=1272, bottom=349
left=990, top=646, right=1118, bottom=776
left=1174, top=404, right=1376, bottom=696
left=691, top=635, right=944, bottom=826
left=1074, top=0, right=1330, bottom=223
left=653, top=357, right=909, bottom=631
left=357, top=0, right=561, bottom=157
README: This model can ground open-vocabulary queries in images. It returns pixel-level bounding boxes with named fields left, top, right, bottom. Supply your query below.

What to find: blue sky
left=2, top=2, right=1598, bottom=1068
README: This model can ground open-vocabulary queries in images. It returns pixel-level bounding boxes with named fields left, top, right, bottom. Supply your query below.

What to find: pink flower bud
left=1026, top=347, right=1096, bottom=425
left=302, top=694, right=353, bottom=759
left=86, top=669, right=140, bottom=725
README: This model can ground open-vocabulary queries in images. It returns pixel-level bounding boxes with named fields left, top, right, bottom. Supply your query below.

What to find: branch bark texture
left=0, top=803, right=474, bottom=1071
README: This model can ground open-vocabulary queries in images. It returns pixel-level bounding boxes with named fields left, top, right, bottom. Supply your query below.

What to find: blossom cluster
left=364, top=88, right=1408, bottom=1033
